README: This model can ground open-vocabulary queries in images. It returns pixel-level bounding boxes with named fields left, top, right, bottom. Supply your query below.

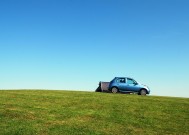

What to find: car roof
left=115, top=77, right=133, bottom=79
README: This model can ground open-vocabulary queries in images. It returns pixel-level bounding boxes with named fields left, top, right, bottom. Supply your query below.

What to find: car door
left=125, top=78, right=139, bottom=92
left=116, top=78, right=128, bottom=91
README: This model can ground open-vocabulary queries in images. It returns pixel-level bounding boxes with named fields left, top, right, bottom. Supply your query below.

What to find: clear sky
left=0, top=0, right=189, bottom=97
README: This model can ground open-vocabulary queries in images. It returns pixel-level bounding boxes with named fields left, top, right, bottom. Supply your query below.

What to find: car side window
left=127, top=78, right=135, bottom=84
left=116, top=78, right=125, bottom=83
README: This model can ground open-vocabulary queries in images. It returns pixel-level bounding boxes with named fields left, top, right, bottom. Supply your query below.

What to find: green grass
left=0, top=90, right=189, bottom=135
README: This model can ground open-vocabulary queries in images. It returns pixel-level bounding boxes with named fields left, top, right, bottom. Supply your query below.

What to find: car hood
left=138, top=83, right=150, bottom=90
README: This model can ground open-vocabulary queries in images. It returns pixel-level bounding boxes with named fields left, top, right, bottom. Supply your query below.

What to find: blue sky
left=0, top=0, right=189, bottom=97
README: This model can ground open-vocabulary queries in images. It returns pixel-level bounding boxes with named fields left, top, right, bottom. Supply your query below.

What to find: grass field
left=0, top=90, right=188, bottom=135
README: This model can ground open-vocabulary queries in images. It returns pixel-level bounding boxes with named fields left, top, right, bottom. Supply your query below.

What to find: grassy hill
left=0, top=90, right=188, bottom=135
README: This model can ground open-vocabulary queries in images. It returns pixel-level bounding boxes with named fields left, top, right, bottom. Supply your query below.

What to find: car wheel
left=140, top=89, right=147, bottom=96
left=111, top=87, right=118, bottom=93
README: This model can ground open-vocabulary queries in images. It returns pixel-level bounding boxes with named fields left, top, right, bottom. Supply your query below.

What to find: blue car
left=108, top=77, right=150, bottom=95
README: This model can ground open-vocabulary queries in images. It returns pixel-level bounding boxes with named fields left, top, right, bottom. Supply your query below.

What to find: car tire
left=139, top=89, right=147, bottom=96
left=111, top=87, right=119, bottom=93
